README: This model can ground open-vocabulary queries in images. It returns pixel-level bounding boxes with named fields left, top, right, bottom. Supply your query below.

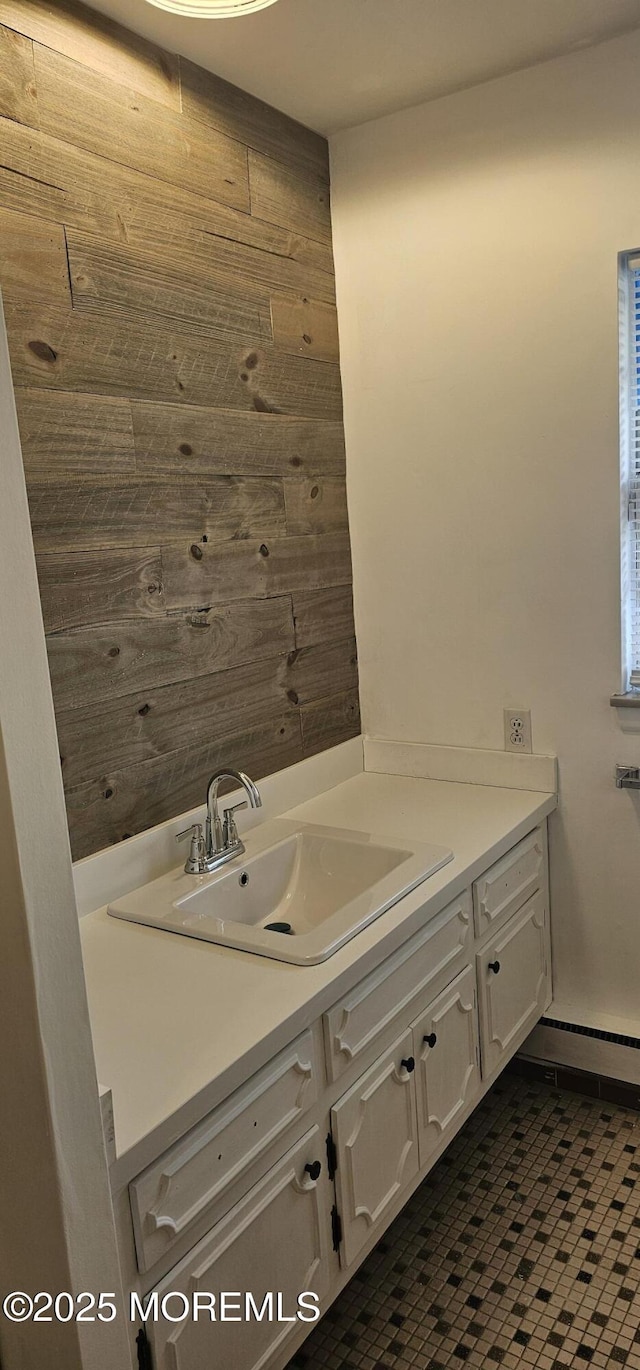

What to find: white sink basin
left=108, top=819, right=453, bottom=964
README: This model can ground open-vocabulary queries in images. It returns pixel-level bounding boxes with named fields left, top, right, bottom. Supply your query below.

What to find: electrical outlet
left=504, top=708, right=532, bottom=754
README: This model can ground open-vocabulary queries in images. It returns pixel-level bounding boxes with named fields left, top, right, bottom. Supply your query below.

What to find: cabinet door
left=331, top=1029, right=419, bottom=1268
left=148, top=1126, right=333, bottom=1370
left=477, top=889, right=549, bottom=1079
left=412, top=967, right=479, bottom=1170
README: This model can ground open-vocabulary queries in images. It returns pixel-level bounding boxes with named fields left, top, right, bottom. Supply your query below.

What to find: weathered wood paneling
left=67, top=229, right=273, bottom=342
left=249, top=152, right=332, bottom=245
left=287, top=638, right=358, bottom=707
left=5, top=304, right=344, bottom=418
left=57, top=638, right=355, bottom=787
left=15, top=389, right=135, bottom=478
left=37, top=547, right=166, bottom=633
left=0, top=24, right=37, bottom=124
left=0, top=208, right=70, bottom=305
left=0, top=4, right=358, bottom=857
left=56, top=655, right=295, bottom=785
left=284, top=478, right=349, bottom=535
left=180, top=58, right=329, bottom=182
left=301, top=689, right=361, bottom=757
left=28, top=476, right=286, bottom=552
left=270, top=294, right=340, bottom=363
left=293, top=586, right=356, bottom=648
left=4, top=0, right=181, bottom=109
left=140, top=227, right=335, bottom=307
left=34, top=44, right=250, bottom=212
left=161, top=532, right=353, bottom=610
left=0, top=117, right=335, bottom=283
left=131, top=402, right=346, bottom=479
left=64, top=711, right=304, bottom=859
left=47, top=599, right=295, bottom=708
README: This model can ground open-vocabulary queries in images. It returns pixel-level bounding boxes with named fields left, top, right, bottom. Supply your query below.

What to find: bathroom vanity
left=79, top=768, right=556, bottom=1370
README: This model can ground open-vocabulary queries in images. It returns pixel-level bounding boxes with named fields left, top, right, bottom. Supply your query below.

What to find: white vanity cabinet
left=329, top=964, right=483, bottom=1269
left=412, top=966, right=480, bottom=1169
left=331, top=1028, right=420, bottom=1267
left=129, top=1028, right=322, bottom=1274
left=476, top=887, right=550, bottom=1078
left=147, top=1126, right=335, bottom=1370
left=124, top=820, right=552, bottom=1370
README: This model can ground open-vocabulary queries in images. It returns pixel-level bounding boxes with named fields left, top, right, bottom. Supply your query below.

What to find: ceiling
left=89, top=0, right=640, bottom=135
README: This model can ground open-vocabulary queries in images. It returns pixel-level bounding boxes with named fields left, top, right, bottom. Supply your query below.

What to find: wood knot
left=104, top=787, right=114, bottom=800
left=179, top=443, right=193, bottom=456
left=138, top=703, right=151, bottom=717
left=190, top=544, right=204, bottom=560
left=302, top=333, right=312, bottom=345
left=147, top=583, right=159, bottom=594
left=259, top=543, right=269, bottom=558
left=28, top=340, right=57, bottom=363
left=290, top=456, right=302, bottom=468
left=310, top=485, right=319, bottom=500
left=244, top=351, right=259, bottom=371
left=108, top=646, right=120, bottom=658
left=287, top=689, right=299, bottom=705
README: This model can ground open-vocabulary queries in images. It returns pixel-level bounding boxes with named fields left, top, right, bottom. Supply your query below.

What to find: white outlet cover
left=504, top=708, right=532, bottom=753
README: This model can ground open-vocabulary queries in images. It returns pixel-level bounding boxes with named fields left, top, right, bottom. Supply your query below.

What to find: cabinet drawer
left=473, top=827, right=545, bottom=938
left=130, top=1028, right=321, bottom=1274
left=148, top=1126, right=333, bottom=1370
left=323, top=891, right=473, bottom=1083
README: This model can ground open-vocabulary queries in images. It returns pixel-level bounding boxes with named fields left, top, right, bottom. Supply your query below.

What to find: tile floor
left=286, top=1074, right=640, bottom=1370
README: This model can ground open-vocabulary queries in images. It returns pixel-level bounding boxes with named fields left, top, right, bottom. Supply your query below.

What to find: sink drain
left=264, top=921, right=294, bottom=936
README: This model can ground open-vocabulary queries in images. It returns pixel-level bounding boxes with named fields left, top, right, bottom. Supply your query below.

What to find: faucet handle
left=176, top=821, right=203, bottom=843
left=222, top=801, right=247, bottom=847
left=176, top=822, right=206, bottom=874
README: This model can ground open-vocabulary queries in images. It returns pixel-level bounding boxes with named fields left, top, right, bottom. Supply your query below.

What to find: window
left=620, top=251, right=640, bottom=692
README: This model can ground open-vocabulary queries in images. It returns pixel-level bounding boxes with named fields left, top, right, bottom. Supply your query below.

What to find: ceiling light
left=143, top=0, right=280, bottom=15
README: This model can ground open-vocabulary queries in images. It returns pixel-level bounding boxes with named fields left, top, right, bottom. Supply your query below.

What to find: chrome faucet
left=177, top=768, right=262, bottom=874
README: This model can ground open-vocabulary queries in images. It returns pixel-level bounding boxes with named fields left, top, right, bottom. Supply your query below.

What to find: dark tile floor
left=287, top=1074, right=640, bottom=1370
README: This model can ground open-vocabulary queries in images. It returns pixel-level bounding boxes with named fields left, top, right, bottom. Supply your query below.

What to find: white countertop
left=80, top=772, right=556, bottom=1185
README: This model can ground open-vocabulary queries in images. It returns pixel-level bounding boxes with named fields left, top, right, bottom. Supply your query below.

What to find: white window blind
left=622, top=254, right=640, bottom=690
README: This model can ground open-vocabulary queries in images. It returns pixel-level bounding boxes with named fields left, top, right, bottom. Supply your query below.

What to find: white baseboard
left=364, top=737, right=557, bottom=793
left=524, top=1021, right=640, bottom=1086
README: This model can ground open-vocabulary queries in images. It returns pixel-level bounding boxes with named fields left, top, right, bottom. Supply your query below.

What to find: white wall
left=330, top=29, right=640, bottom=1034
left=0, top=300, right=131, bottom=1370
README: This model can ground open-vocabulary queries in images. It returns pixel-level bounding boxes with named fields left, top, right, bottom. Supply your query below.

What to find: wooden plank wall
left=0, top=0, right=360, bottom=859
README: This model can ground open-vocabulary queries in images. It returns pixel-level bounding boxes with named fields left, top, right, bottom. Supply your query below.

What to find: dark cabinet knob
left=400, top=1056, right=415, bottom=1074
left=305, top=1160, right=322, bottom=1181
left=423, top=1032, right=437, bottom=1049
left=488, top=960, right=501, bottom=974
